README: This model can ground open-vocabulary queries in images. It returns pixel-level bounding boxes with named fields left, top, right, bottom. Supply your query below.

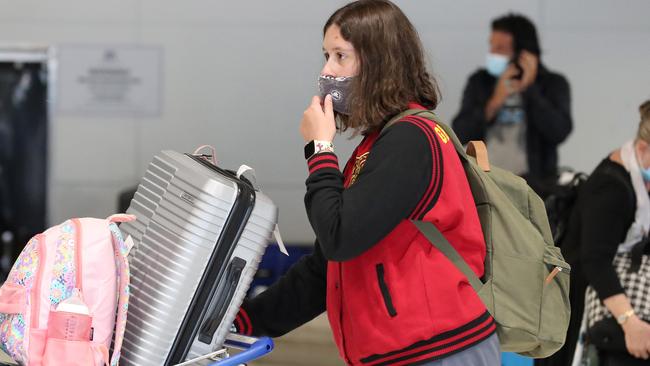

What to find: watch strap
left=617, top=309, right=635, bottom=325
left=305, top=140, right=334, bottom=160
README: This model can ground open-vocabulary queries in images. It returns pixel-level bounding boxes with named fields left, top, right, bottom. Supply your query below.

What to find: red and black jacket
left=236, top=105, right=495, bottom=365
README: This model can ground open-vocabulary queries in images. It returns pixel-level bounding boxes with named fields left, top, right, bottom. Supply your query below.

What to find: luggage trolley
left=176, top=333, right=274, bottom=366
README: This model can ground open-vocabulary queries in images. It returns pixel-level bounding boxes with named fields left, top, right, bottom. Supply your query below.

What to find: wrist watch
left=617, top=309, right=635, bottom=325
left=304, top=140, right=334, bottom=160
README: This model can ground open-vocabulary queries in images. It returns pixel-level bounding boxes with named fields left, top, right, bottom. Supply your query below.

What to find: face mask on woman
left=318, top=75, right=354, bottom=115
left=640, top=164, right=650, bottom=182
left=636, top=148, right=650, bottom=182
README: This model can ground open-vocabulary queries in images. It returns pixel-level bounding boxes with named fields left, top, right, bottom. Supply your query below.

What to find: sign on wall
left=57, top=45, right=162, bottom=117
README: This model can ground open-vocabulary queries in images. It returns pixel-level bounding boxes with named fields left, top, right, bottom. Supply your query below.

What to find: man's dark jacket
left=452, top=65, right=572, bottom=195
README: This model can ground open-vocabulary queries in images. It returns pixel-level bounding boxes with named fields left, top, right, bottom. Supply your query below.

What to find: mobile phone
left=510, top=50, right=524, bottom=80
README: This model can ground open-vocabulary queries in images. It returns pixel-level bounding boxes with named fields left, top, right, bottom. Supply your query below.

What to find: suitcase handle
left=199, top=257, right=246, bottom=344
left=193, top=145, right=217, bottom=165
left=208, top=335, right=274, bottom=366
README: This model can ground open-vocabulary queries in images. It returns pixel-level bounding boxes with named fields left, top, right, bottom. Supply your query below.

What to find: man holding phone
left=452, top=13, right=572, bottom=197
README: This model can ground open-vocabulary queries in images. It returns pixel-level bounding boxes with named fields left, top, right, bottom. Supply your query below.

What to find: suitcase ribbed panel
left=120, top=151, right=277, bottom=366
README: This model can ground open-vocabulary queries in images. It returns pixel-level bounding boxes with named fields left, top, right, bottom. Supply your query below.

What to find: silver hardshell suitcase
left=119, top=149, right=278, bottom=366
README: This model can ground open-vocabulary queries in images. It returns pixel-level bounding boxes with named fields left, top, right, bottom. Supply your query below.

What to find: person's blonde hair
left=637, top=99, right=650, bottom=143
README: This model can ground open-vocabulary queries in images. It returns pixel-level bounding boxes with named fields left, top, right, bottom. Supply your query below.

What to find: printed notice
left=57, top=45, right=162, bottom=117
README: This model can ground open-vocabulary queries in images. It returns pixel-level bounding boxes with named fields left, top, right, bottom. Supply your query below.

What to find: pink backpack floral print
left=0, top=214, right=134, bottom=366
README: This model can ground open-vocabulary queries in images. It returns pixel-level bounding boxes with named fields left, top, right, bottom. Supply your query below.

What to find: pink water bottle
left=48, top=290, right=93, bottom=341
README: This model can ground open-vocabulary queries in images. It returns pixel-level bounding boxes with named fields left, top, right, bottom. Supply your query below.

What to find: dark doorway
left=0, top=53, right=49, bottom=280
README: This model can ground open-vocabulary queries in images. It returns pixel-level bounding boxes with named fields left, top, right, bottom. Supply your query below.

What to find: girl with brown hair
left=234, top=2, right=500, bottom=364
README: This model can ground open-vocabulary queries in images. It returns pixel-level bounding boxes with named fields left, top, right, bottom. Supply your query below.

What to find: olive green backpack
left=383, top=109, right=571, bottom=358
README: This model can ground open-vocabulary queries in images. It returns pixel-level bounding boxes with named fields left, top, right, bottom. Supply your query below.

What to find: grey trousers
left=419, top=334, right=501, bottom=366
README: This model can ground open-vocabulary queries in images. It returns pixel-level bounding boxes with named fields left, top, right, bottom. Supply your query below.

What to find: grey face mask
left=318, top=75, right=354, bottom=115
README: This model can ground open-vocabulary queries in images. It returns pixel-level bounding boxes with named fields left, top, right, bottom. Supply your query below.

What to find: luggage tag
left=236, top=164, right=259, bottom=190
left=107, top=214, right=137, bottom=256
left=124, top=235, right=135, bottom=257
left=235, top=165, right=288, bottom=256
left=237, top=164, right=289, bottom=256
left=273, top=224, right=288, bottom=256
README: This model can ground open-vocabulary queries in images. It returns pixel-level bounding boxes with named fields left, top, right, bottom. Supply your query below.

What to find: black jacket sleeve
left=305, top=121, right=434, bottom=262
left=524, top=73, right=573, bottom=145
left=238, top=241, right=327, bottom=337
left=452, top=71, right=492, bottom=144
left=579, top=176, right=635, bottom=300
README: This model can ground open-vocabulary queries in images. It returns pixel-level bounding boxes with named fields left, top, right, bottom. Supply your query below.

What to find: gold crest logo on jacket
left=349, top=152, right=369, bottom=186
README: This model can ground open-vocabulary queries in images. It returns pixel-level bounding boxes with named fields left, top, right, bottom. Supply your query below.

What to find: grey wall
left=0, top=0, right=648, bottom=243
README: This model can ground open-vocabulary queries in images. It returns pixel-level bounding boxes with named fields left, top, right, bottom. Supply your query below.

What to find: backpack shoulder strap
left=382, top=110, right=469, bottom=157
left=411, top=220, right=483, bottom=292
left=386, top=111, right=488, bottom=291
left=380, top=109, right=426, bottom=133
left=107, top=216, right=135, bottom=366
left=382, top=109, right=491, bottom=172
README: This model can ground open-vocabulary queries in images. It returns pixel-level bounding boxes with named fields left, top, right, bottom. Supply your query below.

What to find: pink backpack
left=0, top=214, right=135, bottom=366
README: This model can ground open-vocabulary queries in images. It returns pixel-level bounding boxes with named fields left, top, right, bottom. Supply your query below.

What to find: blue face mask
left=636, top=150, right=650, bottom=182
left=639, top=163, right=650, bottom=182
left=485, top=53, right=509, bottom=77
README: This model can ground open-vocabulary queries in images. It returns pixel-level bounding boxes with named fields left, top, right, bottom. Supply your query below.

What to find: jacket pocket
left=376, top=264, right=397, bottom=317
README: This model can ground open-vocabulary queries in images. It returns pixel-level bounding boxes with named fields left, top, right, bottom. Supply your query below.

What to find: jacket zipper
left=339, top=263, right=351, bottom=364
left=31, top=234, right=47, bottom=329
